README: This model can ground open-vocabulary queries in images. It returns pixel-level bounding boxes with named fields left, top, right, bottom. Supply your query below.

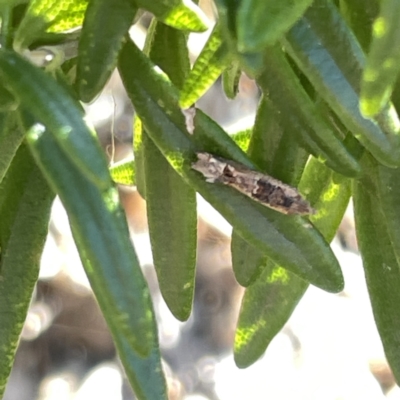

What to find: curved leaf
left=110, top=158, right=136, bottom=186
left=179, top=24, right=230, bottom=108
left=76, top=0, right=137, bottom=102
left=284, top=0, right=400, bottom=167
left=118, top=39, right=344, bottom=293
left=360, top=1, right=400, bottom=116
left=27, top=124, right=156, bottom=359
left=134, top=0, right=208, bottom=32
left=0, top=49, right=110, bottom=189
left=236, top=0, right=313, bottom=52
left=14, top=0, right=88, bottom=50
left=0, top=145, right=54, bottom=397
left=222, top=60, right=241, bottom=99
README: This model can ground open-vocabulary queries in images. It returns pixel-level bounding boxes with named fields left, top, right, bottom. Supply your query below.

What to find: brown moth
left=192, top=152, right=315, bottom=215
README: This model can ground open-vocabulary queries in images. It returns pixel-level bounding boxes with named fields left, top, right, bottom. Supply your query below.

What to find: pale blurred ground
left=4, top=8, right=400, bottom=400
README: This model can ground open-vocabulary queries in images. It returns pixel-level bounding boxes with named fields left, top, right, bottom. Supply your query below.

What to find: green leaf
left=222, top=60, right=241, bottom=99
left=377, top=167, right=400, bottom=266
left=145, top=19, right=190, bottom=89
left=109, top=158, right=135, bottom=186
left=235, top=157, right=351, bottom=367
left=284, top=0, right=400, bottom=167
left=114, top=334, right=167, bottom=400
left=259, top=46, right=361, bottom=177
left=134, top=0, right=208, bottom=32
left=26, top=124, right=156, bottom=359
left=213, top=0, right=275, bottom=77
left=360, top=1, right=400, bottom=116
left=231, top=232, right=267, bottom=286
left=236, top=0, right=313, bottom=52
left=118, top=39, right=344, bottom=293
left=143, top=20, right=197, bottom=321
left=339, top=0, right=379, bottom=50
left=179, top=23, right=231, bottom=108
left=353, top=154, right=400, bottom=384
left=76, top=0, right=137, bottom=102
left=232, top=94, right=308, bottom=287
left=0, top=145, right=54, bottom=397
left=74, top=243, right=167, bottom=400
left=0, top=49, right=110, bottom=190
left=133, top=115, right=146, bottom=197
left=230, top=128, right=252, bottom=152
left=14, top=0, right=89, bottom=50
left=0, top=0, right=27, bottom=7
left=143, top=133, right=197, bottom=320
left=235, top=262, right=308, bottom=368
left=0, top=112, right=25, bottom=183
left=0, top=84, right=18, bottom=111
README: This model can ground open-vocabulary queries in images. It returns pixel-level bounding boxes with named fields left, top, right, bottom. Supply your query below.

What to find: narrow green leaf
left=114, top=334, right=167, bottom=400
left=213, top=0, right=266, bottom=77
left=143, top=133, right=197, bottom=320
left=118, top=40, right=344, bottom=293
left=0, top=145, right=54, bottom=397
left=134, top=0, right=209, bottom=32
left=0, top=83, right=17, bottom=111
left=0, top=113, right=25, bottom=183
left=14, top=0, right=89, bottom=50
left=339, top=0, right=379, bottom=51
left=230, top=128, right=252, bottom=152
left=360, top=1, right=400, bottom=116
left=377, top=165, right=400, bottom=266
left=235, top=261, right=308, bottom=368
left=0, top=50, right=110, bottom=190
left=143, top=20, right=197, bottom=321
left=0, top=7, right=13, bottom=51
left=133, top=115, right=146, bottom=197
left=28, top=127, right=167, bottom=398
left=232, top=95, right=308, bottom=287
left=27, top=125, right=156, bottom=359
left=236, top=0, right=313, bottom=52
left=222, top=60, right=241, bottom=99
left=259, top=46, right=361, bottom=177
left=231, top=233, right=267, bottom=286
left=145, top=19, right=190, bottom=88
left=75, top=244, right=167, bottom=400
left=179, top=24, right=231, bottom=108
left=235, top=158, right=351, bottom=367
left=353, top=154, right=400, bottom=384
left=76, top=0, right=137, bottom=102
left=284, top=0, right=400, bottom=167
left=110, top=158, right=136, bottom=186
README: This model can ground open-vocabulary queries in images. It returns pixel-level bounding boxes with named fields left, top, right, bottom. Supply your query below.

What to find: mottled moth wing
left=191, top=152, right=315, bottom=215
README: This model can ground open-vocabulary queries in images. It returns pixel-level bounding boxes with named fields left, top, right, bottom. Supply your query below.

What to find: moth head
left=191, top=152, right=227, bottom=182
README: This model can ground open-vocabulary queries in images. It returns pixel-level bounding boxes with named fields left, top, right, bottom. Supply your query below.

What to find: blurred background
left=4, top=7, right=400, bottom=400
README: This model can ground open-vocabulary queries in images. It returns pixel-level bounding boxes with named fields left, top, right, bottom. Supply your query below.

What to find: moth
left=192, top=152, right=315, bottom=216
